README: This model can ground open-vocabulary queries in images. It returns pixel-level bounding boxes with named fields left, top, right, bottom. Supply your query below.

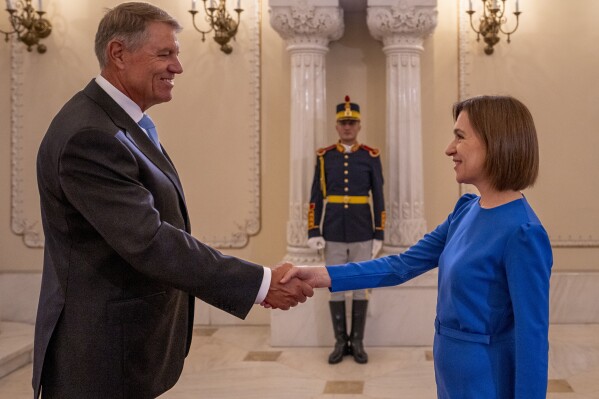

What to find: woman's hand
left=280, top=265, right=332, bottom=289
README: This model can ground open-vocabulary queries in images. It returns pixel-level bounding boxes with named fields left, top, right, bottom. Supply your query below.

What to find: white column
left=269, top=0, right=344, bottom=264
left=367, top=0, right=437, bottom=253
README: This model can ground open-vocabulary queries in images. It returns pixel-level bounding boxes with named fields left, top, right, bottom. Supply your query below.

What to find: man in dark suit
left=307, top=96, right=385, bottom=365
left=33, top=3, right=312, bottom=398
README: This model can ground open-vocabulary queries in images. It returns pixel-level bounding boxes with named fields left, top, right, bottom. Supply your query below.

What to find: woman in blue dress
left=279, top=95, right=553, bottom=398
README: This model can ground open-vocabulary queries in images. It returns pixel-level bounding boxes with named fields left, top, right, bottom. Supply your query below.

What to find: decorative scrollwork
left=269, top=0, right=344, bottom=45
left=387, top=200, right=427, bottom=247
left=367, top=3, right=437, bottom=44
left=10, top=35, right=44, bottom=248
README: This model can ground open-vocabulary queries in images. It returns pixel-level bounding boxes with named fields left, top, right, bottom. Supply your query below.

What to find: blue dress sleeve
left=327, top=223, right=447, bottom=291
left=504, top=223, right=553, bottom=398
left=326, top=194, right=477, bottom=292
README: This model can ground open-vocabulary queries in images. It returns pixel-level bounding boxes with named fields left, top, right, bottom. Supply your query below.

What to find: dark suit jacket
left=33, top=80, right=264, bottom=398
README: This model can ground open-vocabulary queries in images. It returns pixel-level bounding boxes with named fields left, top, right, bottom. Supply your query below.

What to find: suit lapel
left=82, top=80, right=189, bottom=221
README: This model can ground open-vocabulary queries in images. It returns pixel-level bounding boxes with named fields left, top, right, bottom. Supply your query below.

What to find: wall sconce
left=1, top=0, right=52, bottom=53
left=466, top=0, right=521, bottom=55
left=189, top=0, right=243, bottom=55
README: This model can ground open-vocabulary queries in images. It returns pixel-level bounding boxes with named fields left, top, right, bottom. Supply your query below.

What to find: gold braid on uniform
left=319, top=155, right=326, bottom=198
left=316, top=145, right=335, bottom=197
left=376, top=211, right=386, bottom=231
left=309, top=145, right=335, bottom=231
left=308, top=203, right=317, bottom=230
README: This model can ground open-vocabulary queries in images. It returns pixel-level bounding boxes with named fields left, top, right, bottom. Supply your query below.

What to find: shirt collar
left=336, top=141, right=361, bottom=153
left=95, top=74, right=144, bottom=124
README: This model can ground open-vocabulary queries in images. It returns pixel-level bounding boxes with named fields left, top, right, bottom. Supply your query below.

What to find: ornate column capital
left=367, top=0, right=437, bottom=51
left=269, top=0, right=344, bottom=51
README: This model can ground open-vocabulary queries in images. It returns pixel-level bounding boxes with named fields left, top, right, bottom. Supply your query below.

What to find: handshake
left=261, top=263, right=331, bottom=310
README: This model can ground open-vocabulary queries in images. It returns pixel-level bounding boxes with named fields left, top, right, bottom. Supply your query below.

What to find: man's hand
left=263, top=263, right=314, bottom=310
left=307, top=237, right=326, bottom=250
left=280, top=265, right=332, bottom=289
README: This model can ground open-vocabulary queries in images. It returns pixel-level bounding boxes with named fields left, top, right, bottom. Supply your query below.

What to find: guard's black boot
left=328, top=301, right=350, bottom=364
left=350, top=300, right=369, bottom=364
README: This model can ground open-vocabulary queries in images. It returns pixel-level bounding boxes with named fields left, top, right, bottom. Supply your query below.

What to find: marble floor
left=1, top=323, right=598, bottom=398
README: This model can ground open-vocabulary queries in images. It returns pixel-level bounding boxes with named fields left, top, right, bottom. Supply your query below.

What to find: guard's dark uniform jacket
left=308, top=142, right=385, bottom=243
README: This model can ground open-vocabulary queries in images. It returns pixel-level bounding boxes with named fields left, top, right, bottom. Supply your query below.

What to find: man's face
left=120, top=21, right=183, bottom=111
left=336, top=119, right=361, bottom=145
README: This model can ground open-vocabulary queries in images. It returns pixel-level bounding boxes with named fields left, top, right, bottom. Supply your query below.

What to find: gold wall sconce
left=467, top=0, right=521, bottom=55
left=2, top=0, right=52, bottom=53
left=189, top=0, right=243, bottom=55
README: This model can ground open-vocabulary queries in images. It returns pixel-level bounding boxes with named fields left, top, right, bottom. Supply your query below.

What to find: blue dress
left=327, top=194, right=553, bottom=398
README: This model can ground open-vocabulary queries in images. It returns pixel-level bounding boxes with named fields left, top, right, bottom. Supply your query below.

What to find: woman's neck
left=478, top=189, right=523, bottom=209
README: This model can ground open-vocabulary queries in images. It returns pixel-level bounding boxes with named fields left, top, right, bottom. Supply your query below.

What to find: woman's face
left=445, top=110, right=488, bottom=187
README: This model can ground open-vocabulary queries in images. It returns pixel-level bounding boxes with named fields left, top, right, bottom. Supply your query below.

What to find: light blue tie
left=138, top=114, right=160, bottom=149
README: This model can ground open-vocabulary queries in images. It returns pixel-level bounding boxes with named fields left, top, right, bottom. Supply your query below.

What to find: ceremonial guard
left=307, top=96, right=385, bottom=364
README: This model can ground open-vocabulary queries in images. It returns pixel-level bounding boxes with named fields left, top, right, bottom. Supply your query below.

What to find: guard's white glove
left=371, top=239, right=383, bottom=258
left=307, top=237, right=326, bottom=250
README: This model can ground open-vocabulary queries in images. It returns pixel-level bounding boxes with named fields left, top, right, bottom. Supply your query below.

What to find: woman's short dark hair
left=453, top=95, right=539, bottom=191
left=95, top=2, right=182, bottom=69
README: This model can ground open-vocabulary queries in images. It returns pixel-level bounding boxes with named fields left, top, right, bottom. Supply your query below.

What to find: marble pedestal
left=270, top=271, right=438, bottom=347
left=0, top=322, right=34, bottom=379
left=0, top=273, right=40, bottom=378
left=549, top=272, right=599, bottom=323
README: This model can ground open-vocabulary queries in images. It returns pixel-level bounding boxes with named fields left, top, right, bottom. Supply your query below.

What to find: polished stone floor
left=1, top=323, right=598, bottom=398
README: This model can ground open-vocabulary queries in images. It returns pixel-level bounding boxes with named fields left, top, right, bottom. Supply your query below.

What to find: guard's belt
left=327, top=195, right=369, bottom=204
